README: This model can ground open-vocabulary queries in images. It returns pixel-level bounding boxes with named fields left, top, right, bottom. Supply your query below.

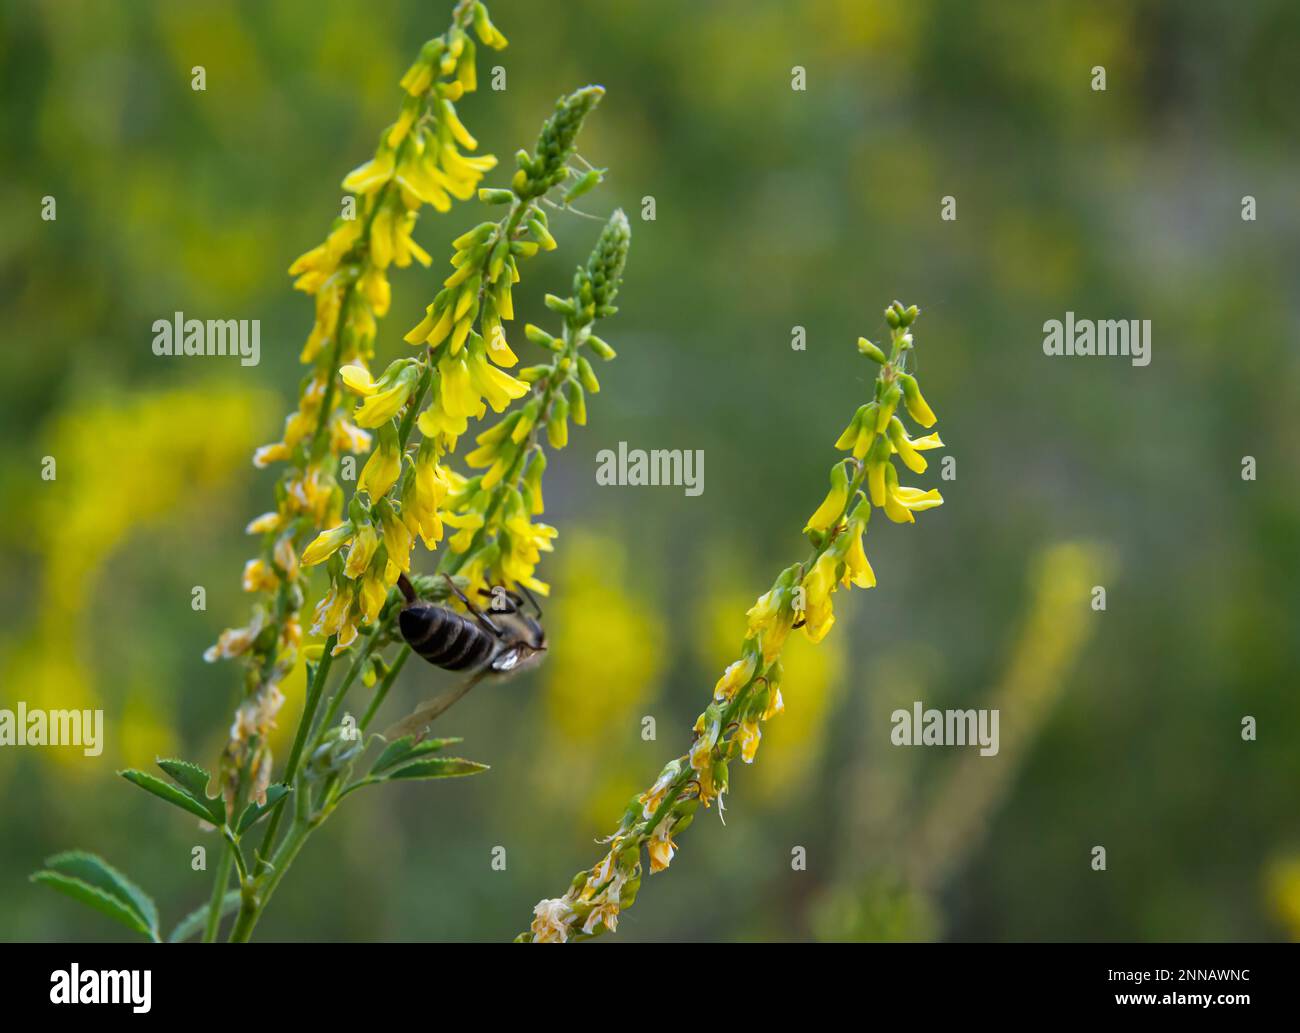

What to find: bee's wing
left=381, top=667, right=493, bottom=743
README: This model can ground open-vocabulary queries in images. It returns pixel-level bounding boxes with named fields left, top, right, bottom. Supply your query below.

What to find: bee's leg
left=441, top=573, right=504, bottom=637
left=515, top=582, right=543, bottom=620
left=478, top=585, right=519, bottom=614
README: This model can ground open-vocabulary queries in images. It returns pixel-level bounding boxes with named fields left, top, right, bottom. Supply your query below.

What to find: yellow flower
left=354, top=366, right=418, bottom=428
left=804, top=461, right=851, bottom=533
left=639, top=765, right=679, bottom=820
left=377, top=501, right=412, bottom=573
left=342, top=147, right=396, bottom=196
left=359, top=569, right=388, bottom=623
left=358, top=424, right=401, bottom=499
left=647, top=819, right=677, bottom=873
left=343, top=521, right=379, bottom=579
left=834, top=403, right=877, bottom=460
left=340, top=363, right=378, bottom=396
left=203, top=611, right=265, bottom=663
left=468, top=340, right=529, bottom=411
left=312, top=581, right=354, bottom=637
left=713, top=656, right=756, bottom=702
left=841, top=526, right=876, bottom=589
left=530, top=898, right=574, bottom=944
left=799, top=550, right=839, bottom=643
left=881, top=463, right=944, bottom=524
left=301, top=522, right=354, bottom=566
left=400, top=440, right=448, bottom=549
left=898, top=372, right=937, bottom=428
left=737, top=719, right=762, bottom=763
left=252, top=442, right=291, bottom=469
left=887, top=417, right=944, bottom=474
left=245, top=511, right=282, bottom=535
left=745, top=575, right=796, bottom=663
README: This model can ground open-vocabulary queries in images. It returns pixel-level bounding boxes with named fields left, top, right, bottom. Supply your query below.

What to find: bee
left=384, top=574, right=546, bottom=742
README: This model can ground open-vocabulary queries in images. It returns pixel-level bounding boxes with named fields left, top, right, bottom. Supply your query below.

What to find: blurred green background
left=2, top=0, right=1299, bottom=942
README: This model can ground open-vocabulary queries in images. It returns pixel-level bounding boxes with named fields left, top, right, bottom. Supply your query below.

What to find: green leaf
left=120, top=769, right=219, bottom=824
left=155, top=757, right=225, bottom=825
left=383, top=757, right=489, bottom=780
left=30, top=851, right=159, bottom=941
left=167, top=890, right=240, bottom=943
left=235, top=784, right=291, bottom=835
left=370, top=735, right=463, bottom=776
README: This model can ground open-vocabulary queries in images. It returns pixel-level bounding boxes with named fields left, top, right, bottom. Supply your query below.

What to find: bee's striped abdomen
left=399, top=604, right=498, bottom=672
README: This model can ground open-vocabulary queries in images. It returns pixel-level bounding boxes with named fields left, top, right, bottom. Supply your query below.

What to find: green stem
left=361, top=644, right=410, bottom=731
left=257, top=635, right=337, bottom=858
left=202, top=844, right=233, bottom=943
left=228, top=816, right=313, bottom=943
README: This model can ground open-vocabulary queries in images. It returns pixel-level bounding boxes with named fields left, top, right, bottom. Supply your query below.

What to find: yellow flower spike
left=738, top=719, right=762, bottom=763
left=358, top=424, right=402, bottom=499
left=713, top=656, right=756, bottom=702
left=804, top=461, right=850, bottom=533
left=354, top=367, right=417, bottom=428
left=343, top=521, right=379, bottom=579
left=800, top=550, right=839, bottom=643
left=898, top=372, right=938, bottom=428
left=301, top=522, right=355, bottom=566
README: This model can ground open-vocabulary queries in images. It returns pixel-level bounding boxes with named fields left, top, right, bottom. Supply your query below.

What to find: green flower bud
left=857, top=337, right=887, bottom=363
left=576, top=354, right=601, bottom=393
left=524, top=323, right=562, bottom=350
left=547, top=394, right=569, bottom=449
left=567, top=381, right=587, bottom=426
left=563, top=167, right=605, bottom=204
